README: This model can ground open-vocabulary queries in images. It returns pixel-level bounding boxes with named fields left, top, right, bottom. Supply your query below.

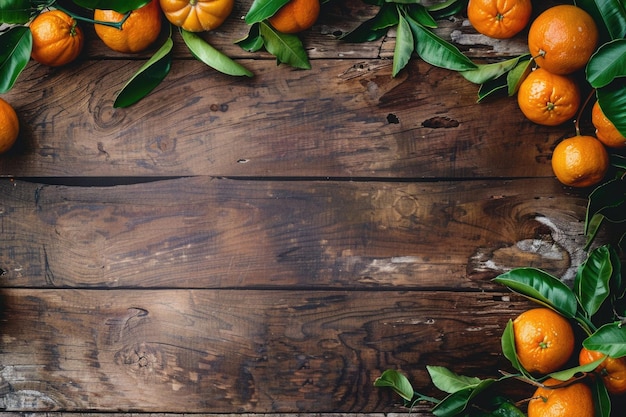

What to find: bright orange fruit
left=94, top=0, right=162, bottom=53
left=592, top=101, right=626, bottom=148
left=160, top=0, right=234, bottom=32
left=467, top=0, right=532, bottom=39
left=0, top=98, right=19, bottom=154
left=268, top=0, right=321, bottom=34
left=579, top=347, right=626, bottom=395
left=528, top=378, right=594, bottom=417
left=551, top=135, right=609, bottom=188
left=30, top=10, right=84, bottom=67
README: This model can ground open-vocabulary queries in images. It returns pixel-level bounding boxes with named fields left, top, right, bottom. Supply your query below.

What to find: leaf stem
left=51, top=1, right=131, bottom=29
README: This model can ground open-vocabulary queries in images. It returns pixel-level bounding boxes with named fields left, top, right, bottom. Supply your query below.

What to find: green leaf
left=245, top=0, right=290, bottom=24
left=461, top=54, right=528, bottom=85
left=586, top=39, right=626, bottom=88
left=493, top=268, right=578, bottom=318
left=427, top=0, right=468, bottom=20
left=598, top=77, right=626, bottom=136
left=575, top=0, right=626, bottom=40
left=591, top=378, right=612, bottom=417
left=405, top=4, right=437, bottom=28
left=0, top=26, right=31, bottom=94
left=426, top=366, right=482, bottom=394
left=491, top=401, right=525, bottom=417
left=0, top=0, right=30, bottom=24
left=431, top=379, right=495, bottom=417
left=72, top=0, right=150, bottom=13
left=506, top=56, right=532, bottom=95
left=477, top=74, right=508, bottom=102
left=549, top=356, right=604, bottom=381
left=341, top=4, right=398, bottom=43
left=575, top=245, right=614, bottom=317
left=373, top=369, right=414, bottom=402
left=181, top=29, right=254, bottom=77
left=392, top=13, right=414, bottom=77
left=583, top=322, right=626, bottom=358
left=585, top=178, right=626, bottom=241
left=501, top=320, right=523, bottom=373
left=114, top=36, right=173, bottom=108
left=406, top=17, right=477, bottom=72
left=235, top=23, right=265, bottom=52
left=259, top=22, right=310, bottom=69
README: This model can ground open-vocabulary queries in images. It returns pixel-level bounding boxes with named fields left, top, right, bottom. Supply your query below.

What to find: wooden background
left=1, top=0, right=620, bottom=415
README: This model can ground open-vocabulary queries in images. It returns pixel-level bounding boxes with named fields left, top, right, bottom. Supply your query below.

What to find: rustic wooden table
left=0, top=0, right=613, bottom=415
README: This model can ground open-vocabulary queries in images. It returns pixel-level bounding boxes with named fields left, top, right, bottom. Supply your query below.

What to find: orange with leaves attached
left=94, top=0, right=162, bottom=53
left=467, top=0, right=532, bottom=39
left=592, top=101, right=626, bottom=149
left=579, top=347, right=626, bottom=395
left=30, top=10, right=84, bottom=67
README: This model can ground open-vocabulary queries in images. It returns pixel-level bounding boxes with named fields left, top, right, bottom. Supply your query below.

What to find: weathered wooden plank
left=0, top=288, right=534, bottom=412
left=0, top=177, right=589, bottom=289
left=0, top=57, right=572, bottom=178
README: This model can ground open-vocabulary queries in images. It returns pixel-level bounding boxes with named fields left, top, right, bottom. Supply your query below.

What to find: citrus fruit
left=527, top=5, right=599, bottom=75
left=551, top=135, right=609, bottom=188
left=467, top=0, right=532, bottom=39
left=512, top=308, right=574, bottom=374
left=268, top=0, right=321, bottom=34
left=579, top=347, right=626, bottom=395
left=160, top=0, right=234, bottom=32
left=0, top=98, right=19, bottom=154
left=592, top=101, right=626, bottom=148
left=528, top=378, right=594, bottom=417
left=30, top=10, right=84, bottom=67
left=94, top=0, right=162, bottom=53
left=517, top=68, right=580, bottom=126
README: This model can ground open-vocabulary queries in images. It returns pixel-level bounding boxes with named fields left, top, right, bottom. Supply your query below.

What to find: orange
left=94, top=0, right=162, bottom=53
left=592, top=101, right=626, bottom=148
left=579, top=347, right=626, bottom=395
left=160, top=0, right=234, bottom=32
left=0, top=98, right=19, bottom=154
left=551, top=135, right=609, bottom=188
left=30, top=10, right=84, bottom=67
left=517, top=68, right=580, bottom=126
left=467, top=0, right=532, bottom=39
left=528, top=378, right=594, bottom=417
left=512, top=308, right=574, bottom=374
left=268, top=0, right=320, bottom=34
left=528, top=5, right=599, bottom=75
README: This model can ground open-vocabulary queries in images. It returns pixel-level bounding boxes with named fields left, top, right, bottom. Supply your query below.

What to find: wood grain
left=0, top=288, right=534, bottom=412
left=0, top=177, right=588, bottom=289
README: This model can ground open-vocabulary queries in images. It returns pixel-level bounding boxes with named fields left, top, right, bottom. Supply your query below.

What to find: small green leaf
left=586, top=39, right=626, bottom=88
left=426, top=366, right=482, bottom=394
left=583, top=322, right=626, bottom=358
left=373, top=369, right=414, bottom=402
left=431, top=379, right=495, bottom=417
left=596, top=72, right=626, bottom=138
left=461, top=54, right=528, bottom=85
left=341, top=4, right=398, bottom=42
left=72, top=0, right=150, bottom=13
left=493, top=268, right=578, bottom=318
left=491, top=401, right=526, bottom=417
left=549, top=357, right=604, bottom=381
left=477, top=74, right=508, bottom=102
left=575, top=245, right=614, bottom=317
left=0, top=26, right=32, bottom=93
left=506, top=57, right=532, bottom=95
left=405, top=4, right=437, bottom=28
left=181, top=29, right=254, bottom=77
left=259, top=22, right=310, bottom=69
left=392, top=13, right=414, bottom=77
left=245, top=0, right=290, bottom=24
left=501, top=320, right=521, bottom=372
left=114, top=37, right=173, bottom=108
left=427, top=0, right=468, bottom=20
left=406, top=17, right=477, bottom=72
left=236, top=23, right=265, bottom=52
left=0, top=0, right=30, bottom=24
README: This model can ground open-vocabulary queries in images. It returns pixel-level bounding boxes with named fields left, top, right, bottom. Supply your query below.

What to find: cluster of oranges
left=468, top=0, right=625, bottom=188
left=0, top=0, right=320, bottom=155
left=512, top=307, right=626, bottom=417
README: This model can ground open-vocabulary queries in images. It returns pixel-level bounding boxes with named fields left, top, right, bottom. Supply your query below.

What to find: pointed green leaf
left=235, top=23, right=265, bottom=52
left=0, top=0, right=30, bottom=23
left=373, top=369, right=414, bottom=401
left=583, top=322, right=626, bottom=358
left=587, top=39, right=626, bottom=88
left=549, top=357, right=605, bottom=381
left=427, top=0, right=468, bottom=20
left=426, top=366, right=482, bottom=394
left=431, top=379, right=495, bottom=417
left=576, top=0, right=626, bottom=40
left=0, top=26, right=31, bottom=93
left=506, top=57, right=532, bottom=95
left=181, top=29, right=253, bottom=77
left=245, top=0, right=290, bottom=24
left=259, top=22, right=310, bottom=69
left=501, top=320, right=521, bottom=372
left=493, top=268, right=578, bottom=318
left=392, top=13, right=414, bottom=77
left=406, top=4, right=437, bottom=28
left=406, top=18, right=477, bottom=71
left=575, top=245, right=614, bottom=317
left=591, top=378, right=612, bottom=417
left=461, top=54, right=528, bottom=85
left=477, top=74, right=508, bottom=102
left=72, top=0, right=150, bottom=13
left=341, top=4, right=398, bottom=42
left=114, top=37, right=173, bottom=108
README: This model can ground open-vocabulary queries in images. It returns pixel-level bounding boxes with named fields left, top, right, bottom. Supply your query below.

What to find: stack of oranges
left=468, top=1, right=624, bottom=189
left=512, top=307, right=626, bottom=417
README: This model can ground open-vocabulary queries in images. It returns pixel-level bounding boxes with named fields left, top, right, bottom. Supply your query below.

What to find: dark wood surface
left=0, top=0, right=609, bottom=415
